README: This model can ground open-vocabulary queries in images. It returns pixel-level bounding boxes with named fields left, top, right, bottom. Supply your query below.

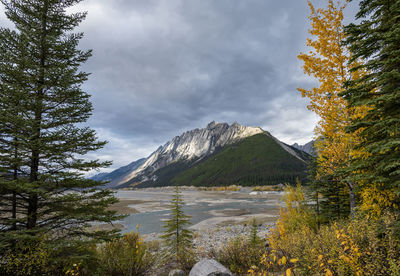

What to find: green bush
left=97, top=232, right=157, bottom=276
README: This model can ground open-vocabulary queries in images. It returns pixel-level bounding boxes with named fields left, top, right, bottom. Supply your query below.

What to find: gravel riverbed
left=113, top=186, right=281, bottom=254
left=143, top=221, right=273, bottom=256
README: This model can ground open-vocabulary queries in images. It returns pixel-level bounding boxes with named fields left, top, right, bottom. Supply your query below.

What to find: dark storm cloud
left=1, top=0, right=359, bottom=170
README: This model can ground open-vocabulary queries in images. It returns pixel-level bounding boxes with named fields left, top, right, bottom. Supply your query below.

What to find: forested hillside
left=126, top=133, right=309, bottom=188
left=172, top=134, right=309, bottom=187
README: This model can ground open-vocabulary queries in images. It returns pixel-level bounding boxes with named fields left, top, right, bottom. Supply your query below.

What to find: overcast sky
left=0, top=0, right=359, bottom=172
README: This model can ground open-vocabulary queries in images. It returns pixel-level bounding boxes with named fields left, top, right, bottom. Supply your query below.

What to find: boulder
left=169, top=269, right=186, bottom=276
left=189, top=259, right=233, bottom=276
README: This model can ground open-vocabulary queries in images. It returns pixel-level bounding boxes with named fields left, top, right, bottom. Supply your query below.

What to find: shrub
left=269, top=183, right=318, bottom=244
left=0, top=239, right=56, bottom=276
left=217, top=235, right=264, bottom=274
left=0, top=236, right=105, bottom=276
left=261, top=213, right=400, bottom=275
left=251, top=182, right=400, bottom=275
left=97, top=231, right=156, bottom=276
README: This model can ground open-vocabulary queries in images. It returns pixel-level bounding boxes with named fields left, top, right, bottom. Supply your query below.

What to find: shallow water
left=115, top=188, right=282, bottom=234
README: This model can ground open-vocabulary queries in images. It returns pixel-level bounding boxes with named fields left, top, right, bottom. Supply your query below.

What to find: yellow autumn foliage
left=298, top=0, right=397, bottom=220
left=360, top=185, right=398, bottom=219
left=297, top=0, right=369, bottom=208
left=270, top=183, right=318, bottom=242
left=264, top=212, right=400, bottom=275
left=252, top=183, right=400, bottom=275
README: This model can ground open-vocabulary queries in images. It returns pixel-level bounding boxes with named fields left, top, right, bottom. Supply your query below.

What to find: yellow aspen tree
left=298, top=0, right=368, bottom=218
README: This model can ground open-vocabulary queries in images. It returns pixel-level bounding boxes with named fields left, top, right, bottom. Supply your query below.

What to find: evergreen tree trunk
left=11, top=163, right=17, bottom=231
left=11, top=192, right=16, bottom=230
left=316, top=191, right=320, bottom=229
left=11, top=137, right=18, bottom=231
left=28, top=108, right=41, bottom=229
left=26, top=1, right=47, bottom=230
left=347, top=181, right=355, bottom=219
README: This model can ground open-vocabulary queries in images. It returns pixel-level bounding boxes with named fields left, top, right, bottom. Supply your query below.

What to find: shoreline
left=107, top=186, right=281, bottom=241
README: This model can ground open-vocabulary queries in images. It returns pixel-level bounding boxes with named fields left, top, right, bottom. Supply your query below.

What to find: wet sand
left=108, top=199, right=144, bottom=214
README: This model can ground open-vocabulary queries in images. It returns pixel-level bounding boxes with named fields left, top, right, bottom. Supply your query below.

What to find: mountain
left=91, top=158, right=146, bottom=188
left=291, top=141, right=315, bottom=155
left=96, top=122, right=310, bottom=189
left=139, top=133, right=311, bottom=188
left=90, top=172, right=109, bottom=182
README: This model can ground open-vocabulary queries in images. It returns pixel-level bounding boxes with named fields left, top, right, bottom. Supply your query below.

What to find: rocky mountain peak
left=118, top=122, right=265, bottom=185
left=92, top=121, right=311, bottom=188
left=206, top=121, right=219, bottom=129
left=291, top=140, right=315, bottom=155
left=231, top=121, right=240, bottom=128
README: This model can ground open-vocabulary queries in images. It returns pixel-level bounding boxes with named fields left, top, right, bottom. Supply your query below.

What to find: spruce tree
left=306, top=158, right=322, bottom=225
left=248, top=217, right=262, bottom=248
left=161, top=185, right=194, bottom=268
left=317, top=175, right=350, bottom=221
left=0, top=0, right=121, bottom=256
left=342, top=0, right=400, bottom=212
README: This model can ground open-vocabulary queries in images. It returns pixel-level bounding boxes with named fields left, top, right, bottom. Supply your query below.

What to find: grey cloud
left=2, top=0, right=359, bottom=170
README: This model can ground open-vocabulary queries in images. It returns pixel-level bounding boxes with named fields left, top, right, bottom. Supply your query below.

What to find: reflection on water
left=116, top=189, right=282, bottom=234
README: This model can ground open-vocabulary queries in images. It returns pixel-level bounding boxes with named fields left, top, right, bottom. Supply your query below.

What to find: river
left=114, top=187, right=282, bottom=234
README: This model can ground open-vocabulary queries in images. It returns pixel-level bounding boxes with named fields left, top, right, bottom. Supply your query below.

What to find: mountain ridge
left=92, top=122, right=310, bottom=188
left=134, top=133, right=310, bottom=188
left=91, top=158, right=146, bottom=188
left=118, top=121, right=267, bottom=185
left=291, top=140, right=315, bottom=155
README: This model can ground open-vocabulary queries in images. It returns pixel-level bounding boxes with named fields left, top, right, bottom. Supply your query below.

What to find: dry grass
left=197, top=185, right=241, bottom=191
left=252, top=185, right=285, bottom=192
